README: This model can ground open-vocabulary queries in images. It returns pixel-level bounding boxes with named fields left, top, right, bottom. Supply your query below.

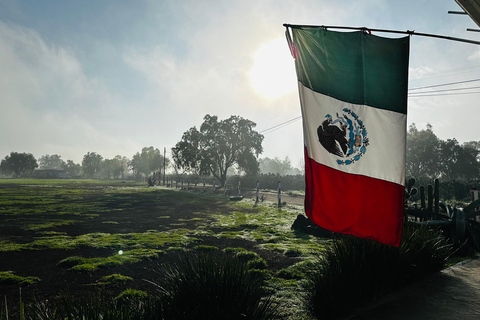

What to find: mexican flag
left=287, top=26, right=410, bottom=247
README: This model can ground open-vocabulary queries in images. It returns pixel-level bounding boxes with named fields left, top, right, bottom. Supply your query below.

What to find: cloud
left=0, top=21, right=131, bottom=161
left=468, top=48, right=480, bottom=61
left=409, top=66, right=436, bottom=80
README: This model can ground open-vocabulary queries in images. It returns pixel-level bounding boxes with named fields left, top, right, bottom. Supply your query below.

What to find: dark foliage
left=303, top=222, right=452, bottom=320
left=156, top=252, right=278, bottom=320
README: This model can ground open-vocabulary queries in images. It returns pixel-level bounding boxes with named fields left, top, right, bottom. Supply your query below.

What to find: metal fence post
left=277, top=181, right=282, bottom=208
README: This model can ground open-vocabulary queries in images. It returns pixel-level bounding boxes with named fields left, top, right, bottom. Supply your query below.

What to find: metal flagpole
left=283, top=24, right=480, bottom=46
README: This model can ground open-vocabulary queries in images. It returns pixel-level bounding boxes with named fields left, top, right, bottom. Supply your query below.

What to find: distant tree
left=102, top=158, right=115, bottom=179
left=406, top=124, right=480, bottom=180
left=100, top=155, right=128, bottom=179
left=440, top=139, right=480, bottom=180
left=259, top=156, right=301, bottom=175
left=463, top=140, right=480, bottom=161
left=0, top=152, right=38, bottom=177
left=172, top=115, right=263, bottom=185
left=130, top=147, right=168, bottom=179
left=38, top=154, right=66, bottom=170
left=406, top=123, right=442, bottom=179
left=62, top=160, right=82, bottom=177
left=112, top=155, right=128, bottom=179
left=82, top=152, right=103, bottom=178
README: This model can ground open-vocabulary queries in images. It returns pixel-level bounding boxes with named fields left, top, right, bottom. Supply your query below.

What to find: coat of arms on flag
left=285, top=25, right=410, bottom=247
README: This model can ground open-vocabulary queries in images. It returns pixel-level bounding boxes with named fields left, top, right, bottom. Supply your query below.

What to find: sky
left=1, top=0, right=480, bottom=169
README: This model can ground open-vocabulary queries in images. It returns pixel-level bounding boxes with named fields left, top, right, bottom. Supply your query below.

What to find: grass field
left=0, top=179, right=326, bottom=319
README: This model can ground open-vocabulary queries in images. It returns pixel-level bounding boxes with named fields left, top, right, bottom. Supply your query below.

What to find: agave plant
left=405, top=178, right=480, bottom=251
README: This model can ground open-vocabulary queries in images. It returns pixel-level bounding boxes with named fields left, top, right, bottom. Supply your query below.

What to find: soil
left=0, top=184, right=306, bottom=314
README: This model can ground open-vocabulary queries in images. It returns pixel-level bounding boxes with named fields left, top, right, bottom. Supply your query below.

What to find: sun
left=249, top=38, right=297, bottom=100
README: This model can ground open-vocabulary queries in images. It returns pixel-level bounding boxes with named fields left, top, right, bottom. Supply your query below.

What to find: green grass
left=0, top=271, right=41, bottom=285
left=58, top=249, right=164, bottom=271
left=115, top=288, right=148, bottom=300
left=0, top=180, right=323, bottom=319
left=23, top=219, right=77, bottom=231
left=1, top=179, right=462, bottom=320
left=97, top=274, right=133, bottom=286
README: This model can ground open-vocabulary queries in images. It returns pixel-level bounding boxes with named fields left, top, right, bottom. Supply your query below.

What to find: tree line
left=0, top=147, right=169, bottom=180
left=0, top=115, right=266, bottom=182
left=1, top=116, right=479, bottom=191
left=406, top=123, right=480, bottom=180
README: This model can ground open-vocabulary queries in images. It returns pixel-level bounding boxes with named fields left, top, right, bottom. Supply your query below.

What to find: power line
left=259, top=116, right=301, bottom=135
left=408, top=91, right=480, bottom=97
left=258, top=76, right=480, bottom=135
left=408, top=85, right=480, bottom=95
left=408, top=78, right=480, bottom=91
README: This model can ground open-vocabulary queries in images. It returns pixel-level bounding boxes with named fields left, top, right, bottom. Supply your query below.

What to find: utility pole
left=163, top=147, right=166, bottom=186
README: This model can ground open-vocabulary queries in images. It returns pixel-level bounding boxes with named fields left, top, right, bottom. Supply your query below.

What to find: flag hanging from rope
left=286, top=26, right=410, bottom=247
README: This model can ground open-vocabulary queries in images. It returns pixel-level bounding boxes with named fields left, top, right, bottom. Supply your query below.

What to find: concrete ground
left=347, top=258, right=480, bottom=320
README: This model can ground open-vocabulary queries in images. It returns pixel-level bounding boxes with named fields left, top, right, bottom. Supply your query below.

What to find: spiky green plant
left=156, top=252, right=279, bottom=320
left=303, top=222, right=452, bottom=320
left=15, top=291, right=163, bottom=320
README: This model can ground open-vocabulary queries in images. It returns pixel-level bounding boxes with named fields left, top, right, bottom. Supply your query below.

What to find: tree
left=406, top=123, right=442, bottom=179
left=440, top=139, right=480, bottom=180
left=172, top=115, right=264, bottom=185
left=0, top=152, right=38, bottom=177
left=62, top=160, right=82, bottom=177
left=406, top=124, right=480, bottom=180
left=82, top=152, right=103, bottom=178
left=259, top=156, right=301, bottom=175
left=101, top=158, right=115, bottom=179
left=112, top=155, right=128, bottom=179
left=130, top=147, right=167, bottom=179
left=463, top=140, right=480, bottom=161
left=38, top=154, right=66, bottom=170
left=100, top=155, right=128, bottom=179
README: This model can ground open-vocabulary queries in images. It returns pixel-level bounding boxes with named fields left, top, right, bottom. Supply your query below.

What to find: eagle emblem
left=317, top=108, right=368, bottom=165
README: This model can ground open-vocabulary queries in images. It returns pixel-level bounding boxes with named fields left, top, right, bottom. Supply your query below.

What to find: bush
left=303, top=222, right=452, bottom=320
left=157, top=252, right=278, bottom=319
left=22, top=291, right=162, bottom=320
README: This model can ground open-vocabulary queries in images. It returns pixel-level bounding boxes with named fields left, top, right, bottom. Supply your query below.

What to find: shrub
left=303, top=222, right=452, bottom=320
left=157, top=252, right=279, bottom=319
left=12, top=291, right=163, bottom=320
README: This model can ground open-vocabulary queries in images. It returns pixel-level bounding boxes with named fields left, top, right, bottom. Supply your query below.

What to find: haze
left=1, top=0, right=480, bottom=167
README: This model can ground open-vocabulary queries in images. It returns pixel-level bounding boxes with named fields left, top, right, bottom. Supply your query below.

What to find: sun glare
left=250, top=38, right=297, bottom=100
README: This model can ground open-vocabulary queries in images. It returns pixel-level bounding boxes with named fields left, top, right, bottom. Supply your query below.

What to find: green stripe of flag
left=291, top=27, right=409, bottom=114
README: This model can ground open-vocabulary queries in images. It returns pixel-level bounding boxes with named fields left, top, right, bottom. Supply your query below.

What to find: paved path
left=347, top=258, right=480, bottom=319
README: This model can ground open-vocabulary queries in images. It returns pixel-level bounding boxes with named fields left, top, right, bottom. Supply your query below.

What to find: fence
left=150, top=172, right=288, bottom=206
